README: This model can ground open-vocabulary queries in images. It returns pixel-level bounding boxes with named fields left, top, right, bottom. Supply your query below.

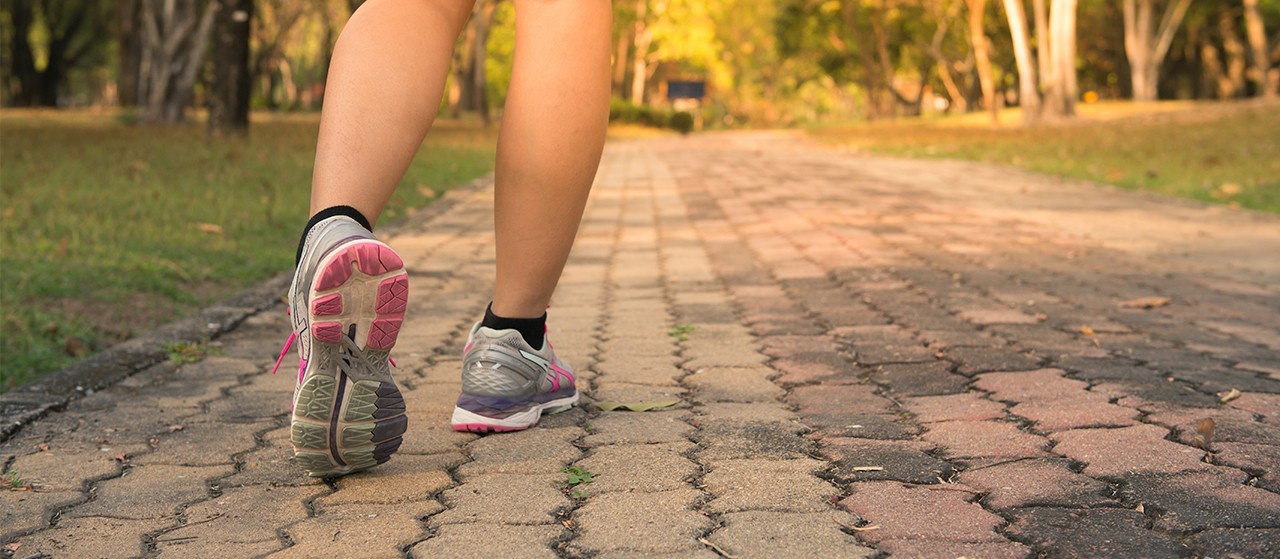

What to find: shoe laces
left=270, top=321, right=396, bottom=375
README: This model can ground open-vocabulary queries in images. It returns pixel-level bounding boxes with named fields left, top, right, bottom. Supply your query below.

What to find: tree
left=631, top=0, right=653, bottom=103
left=209, top=0, right=253, bottom=136
left=5, top=0, right=112, bottom=107
left=1242, top=0, right=1276, bottom=97
left=138, top=0, right=217, bottom=123
left=966, top=0, right=1000, bottom=121
left=1044, top=0, right=1079, bottom=117
left=1123, top=0, right=1193, bottom=101
left=1002, top=0, right=1041, bottom=123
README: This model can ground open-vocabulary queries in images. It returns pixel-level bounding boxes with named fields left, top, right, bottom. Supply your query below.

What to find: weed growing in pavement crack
left=668, top=324, right=695, bottom=342
left=563, top=465, right=595, bottom=486
left=5, top=470, right=31, bottom=490
left=166, top=341, right=222, bottom=364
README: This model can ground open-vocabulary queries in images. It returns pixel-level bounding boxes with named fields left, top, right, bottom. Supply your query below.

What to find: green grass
left=0, top=110, right=499, bottom=391
left=808, top=100, right=1280, bottom=214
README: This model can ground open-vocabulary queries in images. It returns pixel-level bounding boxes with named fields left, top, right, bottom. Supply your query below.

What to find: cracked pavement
left=3, top=132, right=1279, bottom=558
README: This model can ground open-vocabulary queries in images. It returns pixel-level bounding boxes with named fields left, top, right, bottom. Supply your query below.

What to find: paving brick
left=684, top=367, right=784, bottom=402
left=1091, top=380, right=1219, bottom=411
left=411, top=524, right=564, bottom=559
left=455, top=428, right=580, bottom=477
left=435, top=474, right=566, bottom=525
left=71, top=464, right=234, bottom=520
left=582, top=411, right=692, bottom=447
left=14, top=516, right=155, bottom=559
left=904, top=393, right=1005, bottom=423
left=1228, top=391, right=1280, bottom=419
left=922, top=421, right=1048, bottom=461
left=7, top=445, right=123, bottom=492
left=693, top=419, right=813, bottom=461
left=958, top=459, right=1111, bottom=509
left=943, top=347, right=1043, bottom=376
left=317, top=453, right=461, bottom=506
left=1120, top=471, right=1280, bottom=531
left=593, top=358, right=682, bottom=386
left=132, top=420, right=267, bottom=467
left=1004, top=507, right=1188, bottom=558
left=709, top=511, right=876, bottom=559
left=574, top=442, right=697, bottom=494
left=788, top=384, right=893, bottom=416
left=589, top=382, right=688, bottom=407
left=1190, top=528, right=1280, bottom=559
left=1147, top=407, right=1280, bottom=446
left=869, top=362, right=970, bottom=396
left=569, top=489, right=711, bottom=555
left=873, top=540, right=1031, bottom=559
left=1010, top=399, right=1140, bottom=432
left=1213, top=442, right=1280, bottom=491
left=770, top=355, right=852, bottom=385
left=821, top=438, right=953, bottom=484
left=1050, top=424, right=1213, bottom=478
left=703, top=458, right=834, bottom=513
left=957, top=308, right=1040, bottom=325
left=155, top=485, right=321, bottom=557
left=757, top=335, right=839, bottom=359
left=839, top=481, right=1007, bottom=543
left=847, top=342, right=937, bottom=365
left=0, top=490, right=84, bottom=540
left=275, top=502, right=440, bottom=558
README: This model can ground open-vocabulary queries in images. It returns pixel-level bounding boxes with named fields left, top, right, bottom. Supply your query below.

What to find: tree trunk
left=630, top=0, right=650, bottom=104
left=1002, top=0, right=1041, bottom=124
left=139, top=0, right=218, bottom=123
left=119, top=0, right=144, bottom=107
left=471, top=0, right=496, bottom=125
left=1220, top=8, right=1249, bottom=98
left=1033, top=0, right=1050, bottom=85
left=1242, top=0, right=1275, bottom=97
left=209, top=0, right=252, bottom=136
left=1123, top=0, right=1192, bottom=101
left=966, top=0, right=999, bottom=122
left=613, top=27, right=630, bottom=96
left=1043, top=0, right=1078, bottom=118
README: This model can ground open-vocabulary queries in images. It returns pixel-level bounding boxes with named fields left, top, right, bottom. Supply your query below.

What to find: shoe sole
left=291, top=240, right=409, bottom=478
left=450, top=392, right=580, bottom=433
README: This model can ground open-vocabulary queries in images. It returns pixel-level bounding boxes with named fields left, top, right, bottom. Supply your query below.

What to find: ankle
left=481, top=302, right=546, bottom=348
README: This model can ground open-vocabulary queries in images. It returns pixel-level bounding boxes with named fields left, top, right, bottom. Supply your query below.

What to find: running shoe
left=451, top=323, right=578, bottom=432
left=273, top=215, right=409, bottom=477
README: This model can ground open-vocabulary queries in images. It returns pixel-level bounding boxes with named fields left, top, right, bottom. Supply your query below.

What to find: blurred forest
left=2, top=0, right=1278, bottom=129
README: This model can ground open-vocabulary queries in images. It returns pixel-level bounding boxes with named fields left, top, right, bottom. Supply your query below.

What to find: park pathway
left=3, top=132, right=1279, bottom=558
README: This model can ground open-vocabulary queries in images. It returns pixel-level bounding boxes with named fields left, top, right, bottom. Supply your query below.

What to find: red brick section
left=658, top=134, right=1280, bottom=559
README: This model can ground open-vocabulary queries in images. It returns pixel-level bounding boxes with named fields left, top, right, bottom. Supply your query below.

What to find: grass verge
left=1, top=110, right=499, bottom=391
left=808, top=100, right=1280, bottom=214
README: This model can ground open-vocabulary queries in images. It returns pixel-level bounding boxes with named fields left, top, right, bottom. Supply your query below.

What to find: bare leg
left=490, top=0, right=612, bottom=318
left=310, top=0, right=475, bottom=224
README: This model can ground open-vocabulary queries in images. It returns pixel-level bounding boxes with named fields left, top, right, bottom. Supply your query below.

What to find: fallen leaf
left=1135, top=503, right=1145, bottom=513
left=196, top=223, right=224, bottom=235
left=3, top=541, right=20, bottom=553
left=1192, top=418, right=1215, bottom=451
left=114, top=453, right=130, bottom=463
left=850, top=466, right=885, bottom=472
left=1218, top=388, right=1241, bottom=404
left=1034, top=313, right=1048, bottom=322
left=168, top=424, right=185, bottom=432
left=1119, top=296, right=1171, bottom=309
left=594, top=400, right=680, bottom=412
left=64, top=337, right=88, bottom=357
left=1079, top=325, right=1097, bottom=337
left=38, top=444, right=50, bottom=452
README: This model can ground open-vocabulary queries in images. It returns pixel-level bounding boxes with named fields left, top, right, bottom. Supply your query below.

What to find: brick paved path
left=4, top=132, right=1279, bottom=558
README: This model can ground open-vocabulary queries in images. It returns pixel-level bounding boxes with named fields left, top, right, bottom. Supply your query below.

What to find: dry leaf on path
left=1119, top=296, right=1171, bottom=309
left=1192, top=418, right=1215, bottom=451
left=1218, top=388, right=1242, bottom=403
left=196, top=223, right=224, bottom=235
left=594, top=400, right=680, bottom=412
left=851, top=466, right=885, bottom=472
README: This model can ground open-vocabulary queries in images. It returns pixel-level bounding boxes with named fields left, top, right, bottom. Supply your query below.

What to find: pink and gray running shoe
left=451, top=324, right=579, bottom=433
left=274, top=215, right=409, bottom=477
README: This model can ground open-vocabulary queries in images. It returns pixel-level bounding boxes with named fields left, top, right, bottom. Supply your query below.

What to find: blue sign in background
left=667, top=81, right=706, bottom=100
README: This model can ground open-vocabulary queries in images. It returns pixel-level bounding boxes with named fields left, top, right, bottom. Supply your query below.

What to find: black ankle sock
left=295, top=205, right=373, bottom=265
left=482, top=303, right=546, bottom=348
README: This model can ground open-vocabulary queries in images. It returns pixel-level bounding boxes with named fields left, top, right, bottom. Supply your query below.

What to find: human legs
left=490, top=0, right=612, bottom=318
left=285, top=0, right=473, bottom=477
left=452, top=0, right=611, bottom=433
left=310, top=0, right=475, bottom=224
